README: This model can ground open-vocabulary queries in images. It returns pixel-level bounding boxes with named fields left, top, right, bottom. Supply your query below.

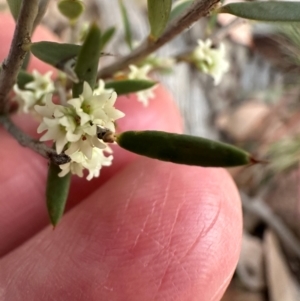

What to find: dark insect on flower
left=96, top=126, right=115, bottom=143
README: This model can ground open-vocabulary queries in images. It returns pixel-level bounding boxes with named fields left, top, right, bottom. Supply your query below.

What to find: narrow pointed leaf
left=169, top=0, right=193, bottom=21
left=117, top=131, right=254, bottom=167
left=148, top=0, right=172, bottom=40
left=118, top=0, right=133, bottom=50
left=105, top=79, right=157, bottom=95
left=58, top=0, right=85, bottom=21
left=7, top=0, right=22, bottom=20
left=100, top=26, right=116, bottom=50
left=218, top=2, right=300, bottom=22
left=30, top=41, right=80, bottom=71
left=46, top=162, right=71, bottom=226
left=73, top=22, right=102, bottom=96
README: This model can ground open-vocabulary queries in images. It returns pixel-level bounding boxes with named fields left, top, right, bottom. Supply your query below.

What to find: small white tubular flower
left=69, top=81, right=125, bottom=133
left=59, top=146, right=113, bottom=180
left=59, top=160, right=84, bottom=178
left=128, top=64, right=157, bottom=107
left=13, top=87, right=36, bottom=113
left=82, top=147, right=113, bottom=180
left=26, top=70, right=55, bottom=98
left=35, top=82, right=125, bottom=155
left=13, top=70, right=55, bottom=113
left=35, top=81, right=125, bottom=181
left=128, top=64, right=152, bottom=80
left=192, top=39, right=229, bottom=85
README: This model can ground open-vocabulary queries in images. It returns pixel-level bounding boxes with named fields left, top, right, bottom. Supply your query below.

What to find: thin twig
left=0, top=0, right=39, bottom=113
left=97, top=0, right=220, bottom=78
left=0, top=115, right=70, bottom=165
left=241, top=192, right=300, bottom=260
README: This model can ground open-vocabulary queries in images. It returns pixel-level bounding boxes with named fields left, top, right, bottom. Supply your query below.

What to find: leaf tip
left=249, top=156, right=269, bottom=165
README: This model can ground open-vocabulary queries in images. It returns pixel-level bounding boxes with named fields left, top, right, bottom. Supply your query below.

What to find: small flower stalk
left=191, top=39, right=229, bottom=85
left=35, top=81, right=125, bottom=180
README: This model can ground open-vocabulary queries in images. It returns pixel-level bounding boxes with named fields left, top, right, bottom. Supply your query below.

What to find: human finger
left=0, top=158, right=242, bottom=301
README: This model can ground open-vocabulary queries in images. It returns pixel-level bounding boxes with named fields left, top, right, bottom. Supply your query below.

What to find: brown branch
left=0, top=115, right=70, bottom=165
left=0, top=0, right=39, bottom=113
left=97, top=0, right=220, bottom=78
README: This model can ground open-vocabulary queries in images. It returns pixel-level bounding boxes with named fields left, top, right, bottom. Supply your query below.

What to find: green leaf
left=218, top=2, right=300, bottom=22
left=118, top=0, right=133, bottom=50
left=58, top=0, right=85, bottom=21
left=30, top=41, right=80, bottom=81
left=73, top=22, right=102, bottom=97
left=100, top=26, right=116, bottom=50
left=148, top=0, right=172, bottom=40
left=6, top=0, right=22, bottom=20
left=117, top=131, right=255, bottom=167
left=16, top=69, right=34, bottom=89
left=105, top=79, right=157, bottom=95
left=169, top=0, right=193, bottom=21
left=46, top=162, right=71, bottom=226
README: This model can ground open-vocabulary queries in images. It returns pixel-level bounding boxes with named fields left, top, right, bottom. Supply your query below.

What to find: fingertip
left=1, top=159, right=242, bottom=301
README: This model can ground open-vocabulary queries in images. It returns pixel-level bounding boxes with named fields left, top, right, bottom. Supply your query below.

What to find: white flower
left=35, top=94, right=70, bottom=154
left=26, top=70, right=55, bottom=98
left=13, top=70, right=55, bottom=113
left=192, top=39, right=229, bottom=85
left=35, top=81, right=125, bottom=180
left=58, top=146, right=113, bottom=180
left=82, top=146, right=113, bottom=180
left=58, top=159, right=84, bottom=178
left=128, top=64, right=157, bottom=106
left=128, top=64, right=152, bottom=80
left=68, top=81, right=125, bottom=133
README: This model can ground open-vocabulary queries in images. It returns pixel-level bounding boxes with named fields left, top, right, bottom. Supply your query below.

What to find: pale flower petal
left=15, top=70, right=55, bottom=113
left=82, top=81, right=93, bottom=99
left=68, top=98, right=82, bottom=110
left=37, top=122, right=48, bottom=134
left=55, top=134, right=69, bottom=154
left=192, top=39, right=229, bottom=85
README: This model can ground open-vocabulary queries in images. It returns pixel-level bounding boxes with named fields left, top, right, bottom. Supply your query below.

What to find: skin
left=0, top=14, right=242, bottom=301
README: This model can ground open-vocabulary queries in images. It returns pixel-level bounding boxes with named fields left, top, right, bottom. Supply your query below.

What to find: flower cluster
left=191, top=39, right=229, bottom=85
left=128, top=64, right=157, bottom=106
left=35, top=81, right=125, bottom=180
left=13, top=70, right=55, bottom=113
